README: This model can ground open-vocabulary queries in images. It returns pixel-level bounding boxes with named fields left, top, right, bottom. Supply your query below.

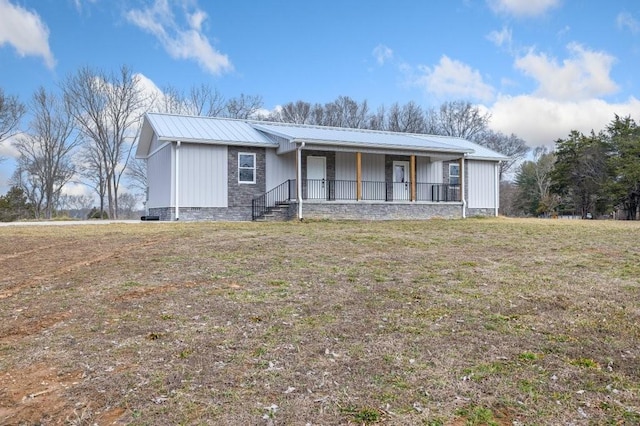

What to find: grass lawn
left=0, top=218, right=639, bottom=425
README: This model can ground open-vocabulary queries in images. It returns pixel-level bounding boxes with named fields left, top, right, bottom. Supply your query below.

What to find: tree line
left=511, top=115, right=640, bottom=220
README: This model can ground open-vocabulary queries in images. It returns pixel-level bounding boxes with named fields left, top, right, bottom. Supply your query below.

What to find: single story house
left=135, top=112, right=508, bottom=221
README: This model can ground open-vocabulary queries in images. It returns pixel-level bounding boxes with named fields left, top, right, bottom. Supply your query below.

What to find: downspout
left=495, top=161, right=500, bottom=217
left=175, top=140, right=181, bottom=220
left=461, top=154, right=467, bottom=219
left=297, top=142, right=305, bottom=220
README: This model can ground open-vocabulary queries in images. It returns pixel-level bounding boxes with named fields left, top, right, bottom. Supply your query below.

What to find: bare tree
left=309, top=103, right=325, bottom=126
left=387, top=101, right=426, bottom=133
left=117, top=192, right=140, bottom=219
left=154, top=84, right=186, bottom=114
left=63, top=65, right=146, bottom=218
left=426, top=100, right=490, bottom=140
left=322, top=96, right=369, bottom=128
left=515, top=146, right=558, bottom=216
left=532, top=147, right=557, bottom=211
left=365, top=105, right=386, bottom=131
left=271, top=100, right=313, bottom=124
left=58, top=193, right=95, bottom=218
left=224, top=93, right=263, bottom=119
left=188, top=84, right=225, bottom=116
left=76, top=143, right=107, bottom=217
left=126, top=157, right=147, bottom=196
left=12, top=88, right=80, bottom=219
left=0, top=88, right=25, bottom=142
left=152, top=83, right=225, bottom=117
left=477, top=130, right=529, bottom=180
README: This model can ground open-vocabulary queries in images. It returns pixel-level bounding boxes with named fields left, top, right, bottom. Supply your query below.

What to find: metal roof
left=412, top=135, right=509, bottom=161
left=136, top=113, right=506, bottom=161
left=136, top=113, right=277, bottom=157
left=251, top=122, right=471, bottom=154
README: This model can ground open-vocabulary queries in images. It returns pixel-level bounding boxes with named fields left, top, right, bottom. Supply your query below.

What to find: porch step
left=254, top=203, right=292, bottom=222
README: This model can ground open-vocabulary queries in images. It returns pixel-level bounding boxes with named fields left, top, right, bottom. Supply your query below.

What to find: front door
left=307, top=156, right=326, bottom=199
left=392, top=161, right=410, bottom=201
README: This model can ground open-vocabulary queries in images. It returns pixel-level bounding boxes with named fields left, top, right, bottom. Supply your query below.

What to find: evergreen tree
left=0, top=186, right=32, bottom=222
left=606, top=115, right=640, bottom=219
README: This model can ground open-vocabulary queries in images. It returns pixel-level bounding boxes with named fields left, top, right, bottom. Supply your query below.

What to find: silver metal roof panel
left=148, top=113, right=277, bottom=144
left=413, top=134, right=509, bottom=160
left=251, top=122, right=471, bottom=154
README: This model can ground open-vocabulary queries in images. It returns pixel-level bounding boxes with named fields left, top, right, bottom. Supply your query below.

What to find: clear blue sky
left=1, top=0, right=640, bottom=190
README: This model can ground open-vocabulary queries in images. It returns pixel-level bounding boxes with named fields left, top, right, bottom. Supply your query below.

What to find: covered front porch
left=253, top=146, right=467, bottom=220
left=251, top=178, right=463, bottom=220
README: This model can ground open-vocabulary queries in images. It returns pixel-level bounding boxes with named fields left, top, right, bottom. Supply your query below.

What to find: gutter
left=495, top=161, right=500, bottom=217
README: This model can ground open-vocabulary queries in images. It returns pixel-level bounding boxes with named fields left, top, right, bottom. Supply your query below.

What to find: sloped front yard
left=0, top=218, right=639, bottom=425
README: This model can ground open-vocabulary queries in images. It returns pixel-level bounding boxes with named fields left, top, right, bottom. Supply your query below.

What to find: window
left=449, top=163, right=460, bottom=185
left=238, top=153, right=256, bottom=184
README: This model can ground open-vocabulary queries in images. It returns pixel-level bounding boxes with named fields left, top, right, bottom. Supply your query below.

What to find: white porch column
left=356, top=152, right=362, bottom=201
left=296, top=142, right=305, bottom=219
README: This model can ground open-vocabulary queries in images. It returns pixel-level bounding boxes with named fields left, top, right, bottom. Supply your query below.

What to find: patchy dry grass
left=0, top=218, right=639, bottom=425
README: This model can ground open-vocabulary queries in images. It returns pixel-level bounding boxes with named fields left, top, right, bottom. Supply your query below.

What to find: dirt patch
left=0, top=363, right=84, bottom=425
left=0, top=310, right=71, bottom=343
left=0, top=238, right=163, bottom=300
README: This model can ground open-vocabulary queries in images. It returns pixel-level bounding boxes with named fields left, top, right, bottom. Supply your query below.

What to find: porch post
left=356, top=152, right=362, bottom=201
left=410, top=155, right=416, bottom=202
left=297, top=143, right=304, bottom=219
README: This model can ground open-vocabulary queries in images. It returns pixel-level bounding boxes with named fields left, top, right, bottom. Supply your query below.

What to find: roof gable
left=136, top=113, right=277, bottom=158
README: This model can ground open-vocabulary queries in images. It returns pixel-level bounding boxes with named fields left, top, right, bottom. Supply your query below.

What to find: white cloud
left=486, top=95, right=640, bottom=147
left=0, top=0, right=55, bottom=68
left=0, top=134, right=20, bottom=159
left=487, top=0, right=560, bottom=17
left=134, top=72, right=166, bottom=115
left=487, top=26, right=512, bottom=48
left=410, top=56, right=495, bottom=102
left=515, top=43, right=618, bottom=101
left=188, top=10, right=207, bottom=31
left=126, top=0, right=232, bottom=75
left=617, top=12, right=640, bottom=34
left=0, top=134, right=22, bottom=193
left=73, top=0, right=98, bottom=13
left=372, top=44, right=393, bottom=65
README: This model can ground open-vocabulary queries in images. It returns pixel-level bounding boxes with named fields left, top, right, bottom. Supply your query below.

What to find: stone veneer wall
left=228, top=146, right=266, bottom=208
left=301, top=202, right=463, bottom=220
left=466, top=207, right=496, bottom=217
left=148, top=207, right=254, bottom=221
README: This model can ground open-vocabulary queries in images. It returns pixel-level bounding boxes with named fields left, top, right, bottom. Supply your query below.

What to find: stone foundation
left=300, top=201, right=463, bottom=220
left=148, top=207, right=252, bottom=221
left=466, top=208, right=497, bottom=217
left=149, top=202, right=482, bottom=221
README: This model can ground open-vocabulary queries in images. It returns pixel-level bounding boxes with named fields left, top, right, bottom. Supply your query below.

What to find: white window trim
left=449, top=163, right=460, bottom=185
left=238, top=152, right=256, bottom=184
